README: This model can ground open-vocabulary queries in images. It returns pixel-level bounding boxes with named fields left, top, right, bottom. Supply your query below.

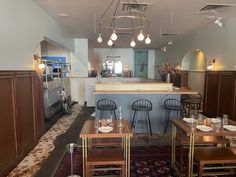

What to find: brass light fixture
left=97, top=0, right=151, bottom=47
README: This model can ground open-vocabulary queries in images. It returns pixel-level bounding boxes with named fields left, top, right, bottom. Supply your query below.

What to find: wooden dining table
left=171, top=119, right=236, bottom=177
left=79, top=119, right=133, bottom=177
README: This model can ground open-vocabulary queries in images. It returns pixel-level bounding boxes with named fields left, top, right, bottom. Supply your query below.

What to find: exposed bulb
left=137, top=30, right=144, bottom=41
left=130, top=39, right=136, bottom=47
left=38, top=63, right=45, bottom=69
left=111, top=30, right=118, bottom=41
left=107, top=39, right=113, bottom=46
left=97, top=33, right=103, bottom=43
left=145, top=35, right=151, bottom=44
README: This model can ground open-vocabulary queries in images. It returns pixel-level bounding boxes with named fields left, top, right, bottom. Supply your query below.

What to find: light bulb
left=145, top=35, right=151, bottom=44
left=38, top=63, right=45, bottom=69
left=111, top=30, right=118, bottom=41
left=107, top=39, right=113, bottom=46
left=97, top=33, right=102, bottom=43
left=137, top=30, right=144, bottom=41
left=130, top=39, right=136, bottom=47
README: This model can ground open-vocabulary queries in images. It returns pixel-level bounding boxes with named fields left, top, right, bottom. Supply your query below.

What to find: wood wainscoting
left=204, top=71, right=236, bottom=120
left=0, top=71, right=45, bottom=177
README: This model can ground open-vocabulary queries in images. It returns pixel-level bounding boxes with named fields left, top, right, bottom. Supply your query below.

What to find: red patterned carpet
left=54, top=146, right=177, bottom=177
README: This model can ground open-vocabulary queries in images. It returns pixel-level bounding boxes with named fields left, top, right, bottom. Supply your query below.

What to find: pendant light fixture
left=97, top=0, right=151, bottom=47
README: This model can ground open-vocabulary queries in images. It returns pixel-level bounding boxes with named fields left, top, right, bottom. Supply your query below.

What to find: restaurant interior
left=1, top=0, right=236, bottom=177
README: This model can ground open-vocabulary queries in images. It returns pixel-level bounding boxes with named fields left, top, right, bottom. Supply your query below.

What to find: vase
left=166, top=73, right=171, bottom=83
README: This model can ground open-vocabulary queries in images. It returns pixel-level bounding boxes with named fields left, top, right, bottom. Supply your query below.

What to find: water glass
left=190, top=120, right=195, bottom=132
left=215, top=117, right=222, bottom=132
left=198, top=113, right=204, bottom=125
left=94, top=119, right=99, bottom=130
left=222, top=114, right=229, bottom=125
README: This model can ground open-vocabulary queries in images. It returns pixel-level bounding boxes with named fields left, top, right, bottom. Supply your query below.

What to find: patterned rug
left=7, top=105, right=82, bottom=177
left=54, top=146, right=177, bottom=177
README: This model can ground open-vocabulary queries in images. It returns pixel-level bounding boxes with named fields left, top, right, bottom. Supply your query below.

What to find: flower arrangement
left=156, top=62, right=181, bottom=82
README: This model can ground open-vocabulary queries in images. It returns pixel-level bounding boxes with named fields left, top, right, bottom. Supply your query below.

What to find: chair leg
left=164, top=110, right=170, bottom=133
left=131, top=111, right=136, bottom=129
left=146, top=111, right=152, bottom=136
left=113, top=110, right=117, bottom=119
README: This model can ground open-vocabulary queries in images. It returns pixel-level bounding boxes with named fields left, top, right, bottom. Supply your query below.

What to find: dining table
left=171, top=118, right=236, bottom=177
left=79, top=119, right=133, bottom=177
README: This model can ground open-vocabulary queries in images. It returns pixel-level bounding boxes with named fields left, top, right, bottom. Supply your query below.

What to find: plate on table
left=183, top=118, right=195, bottom=123
left=196, top=125, right=213, bottom=132
left=98, top=126, right=113, bottom=133
left=223, top=125, right=236, bottom=131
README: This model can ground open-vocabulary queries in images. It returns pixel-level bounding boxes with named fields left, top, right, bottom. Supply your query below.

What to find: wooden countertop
left=94, top=87, right=197, bottom=95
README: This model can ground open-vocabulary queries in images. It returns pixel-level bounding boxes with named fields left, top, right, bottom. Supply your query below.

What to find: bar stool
left=164, top=98, right=184, bottom=133
left=131, top=99, right=152, bottom=136
left=97, top=99, right=117, bottom=119
left=183, top=94, right=202, bottom=117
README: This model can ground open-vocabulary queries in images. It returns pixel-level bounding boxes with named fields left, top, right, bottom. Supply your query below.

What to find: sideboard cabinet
left=204, top=71, right=236, bottom=120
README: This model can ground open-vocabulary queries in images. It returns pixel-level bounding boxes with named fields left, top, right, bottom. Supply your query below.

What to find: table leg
left=171, top=124, right=176, bottom=166
left=127, top=136, right=130, bottom=177
left=188, top=133, right=194, bottom=177
left=82, top=137, right=85, bottom=177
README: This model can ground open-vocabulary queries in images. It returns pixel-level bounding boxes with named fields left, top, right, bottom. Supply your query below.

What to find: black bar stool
left=131, top=99, right=152, bottom=136
left=97, top=99, right=117, bottom=119
left=164, top=98, right=184, bottom=133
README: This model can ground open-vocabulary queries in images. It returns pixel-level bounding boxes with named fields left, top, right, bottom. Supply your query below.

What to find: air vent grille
left=198, top=4, right=236, bottom=14
left=121, top=2, right=151, bottom=12
left=162, top=33, right=180, bottom=36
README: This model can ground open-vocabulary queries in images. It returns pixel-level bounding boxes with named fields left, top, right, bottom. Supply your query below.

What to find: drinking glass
left=215, top=117, right=222, bottom=132
left=222, top=114, right=229, bottom=125
left=198, top=113, right=204, bottom=125
left=94, top=118, right=99, bottom=130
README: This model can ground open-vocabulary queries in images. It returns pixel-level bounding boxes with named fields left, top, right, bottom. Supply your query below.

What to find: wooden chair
left=86, top=148, right=125, bottom=177
left=195, top=147, right=236, bottom=177
left=176, top=134, right=230, bottom=171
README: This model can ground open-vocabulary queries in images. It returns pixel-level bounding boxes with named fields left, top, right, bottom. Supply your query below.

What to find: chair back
left=164, top=98, right=184, bottom=111
left=97, top=99, right=117, bottom=110
left=132, top=99, right=152, bottom=111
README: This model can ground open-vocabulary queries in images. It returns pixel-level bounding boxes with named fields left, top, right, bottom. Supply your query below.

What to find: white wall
left=71, top=39, right=89, bottom=77
left=0, top=0, right=74, bottom=70
left=93, top=48, right=134, bottom=73
left=156, top=15, right=236, bottom=71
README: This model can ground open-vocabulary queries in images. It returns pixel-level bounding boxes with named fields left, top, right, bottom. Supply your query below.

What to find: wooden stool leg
left=198, top=162, right=204, bottom=177
left=121, top=164, right=126, bottom=177
left=179, top=144, right=184, bottom=171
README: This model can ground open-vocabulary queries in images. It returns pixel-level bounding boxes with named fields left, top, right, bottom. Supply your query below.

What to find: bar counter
left=94, top=81, right=197, bottom=133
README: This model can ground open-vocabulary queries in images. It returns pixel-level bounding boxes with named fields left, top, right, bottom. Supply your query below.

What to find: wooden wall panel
left=33, top=74, right=45, bottom=138
left=218, top=71, right=235, bottom=118
left=204, top=71, right=219, bottom=117
left=181, top=71, right=188, bottom=87
left=0, top=73, right=17, bottom=174
left=15, top=73, right=36, bottom=155
left=0, top=71, right=45, bottom=176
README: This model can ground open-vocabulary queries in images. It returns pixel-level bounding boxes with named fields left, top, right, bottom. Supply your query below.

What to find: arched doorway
left=181, top=49, right=206, bottom=96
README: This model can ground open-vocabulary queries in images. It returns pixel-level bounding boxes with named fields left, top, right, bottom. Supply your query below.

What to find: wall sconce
left=207, top=59, right=216, bottom=69
left=34, top=54, right=45, bottom=70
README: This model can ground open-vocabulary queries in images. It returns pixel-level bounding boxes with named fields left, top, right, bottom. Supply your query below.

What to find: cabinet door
left=218, top=71, right=235, bottom=119
left=15, top=73, right=36, bottom=155
left=0, top=73, right=17, bottom=174
left=204, top=71, right=219, bottom=117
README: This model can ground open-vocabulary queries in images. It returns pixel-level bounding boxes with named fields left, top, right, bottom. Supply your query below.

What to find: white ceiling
left=35, top=0, right=236, bottom=49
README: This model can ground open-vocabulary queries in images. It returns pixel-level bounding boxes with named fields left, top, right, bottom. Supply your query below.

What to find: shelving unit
left=42, top=59, right=71, bottom=119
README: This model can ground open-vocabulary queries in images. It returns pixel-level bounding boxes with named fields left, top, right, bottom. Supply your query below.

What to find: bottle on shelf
left=118, top=106, right=123, bottom=127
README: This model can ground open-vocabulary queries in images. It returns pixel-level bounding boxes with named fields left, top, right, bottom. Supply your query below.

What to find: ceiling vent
left=162, top=33, right=181, bottom=36
left=198, top=4, right=236, bottom=15
left=121, top=2, right=151, bottom=13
